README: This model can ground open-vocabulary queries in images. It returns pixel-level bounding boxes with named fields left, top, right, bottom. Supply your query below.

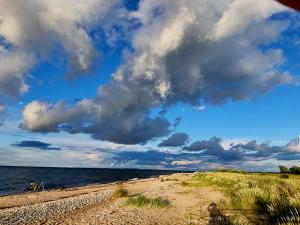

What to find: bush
left=279, top=165, right=289, bottom=174
left=279, top=165, right=300, bottom=175
left=126, top=195, right=170, bottom=207
left=279, top=174, right=289, bottom=179
left=181, top=181, right=188, bottom=187
left=215, top=168, right=246, bottom=174
left=289, top=166, right=300, bottom=175
left=111, top=187, right=128, bottom=200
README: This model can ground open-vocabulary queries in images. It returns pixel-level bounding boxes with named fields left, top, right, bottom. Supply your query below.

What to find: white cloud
left=0, top=0, right=120, bottom=100
left=221, top=138, right=250, bottom=150
left=0, top=51, right=34, bottom=97
left=213, top=0, right=284, bottom=40
left=171, top=160, right=201, bottom=166
left=0, top=147, right=105, bottom=168
left=22, top=0, right=293, bottom=145
left=286, top=136, right=300, bottom=152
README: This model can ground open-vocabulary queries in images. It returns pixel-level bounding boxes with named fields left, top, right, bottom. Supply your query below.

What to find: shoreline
left=0, top=166, right=190, bottom=197
left=0, top=176, right=157, bottom=198
left=0, top=173, right=222, bottom=225
left=0, top=176, right=159, bottom=209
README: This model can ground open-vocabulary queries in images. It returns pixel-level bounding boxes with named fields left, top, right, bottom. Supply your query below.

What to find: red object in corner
left=276, top=0, right=300, bottom=11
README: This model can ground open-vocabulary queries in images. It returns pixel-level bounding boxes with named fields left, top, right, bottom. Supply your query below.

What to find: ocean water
left=0, top=166, right=178, bottom=196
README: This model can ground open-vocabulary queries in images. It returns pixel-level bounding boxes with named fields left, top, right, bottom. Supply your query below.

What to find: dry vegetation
left=111, top=186, right=128, bottom=200
left=181, top=171, right=300, bottom=225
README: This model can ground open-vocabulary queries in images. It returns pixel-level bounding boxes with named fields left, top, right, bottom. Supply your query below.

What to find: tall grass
left=189, top=172, right=300, bottom=224
left=126, top=195, right=170, bottom=207
left=111, top=186, right=128, bottom=200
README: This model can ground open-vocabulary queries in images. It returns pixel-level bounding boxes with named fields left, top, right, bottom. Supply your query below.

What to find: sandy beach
left=0, top=173, right=224, bottom=225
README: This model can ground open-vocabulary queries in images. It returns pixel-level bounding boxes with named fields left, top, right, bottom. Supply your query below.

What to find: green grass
left=125, top=195, right=170, bottom=207
left=111, top=186, right=128, bottom=200
left=180, top=181, right=189, bottom=187
left=186, top=172, right=300, bottom=224
left=279, top=174, right=289, bottom=179
left=164, top=178, right=178, bottom=181
left=215, top=168, right=247, bottom=174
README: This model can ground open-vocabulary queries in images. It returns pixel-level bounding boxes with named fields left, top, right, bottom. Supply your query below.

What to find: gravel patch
left=0, top=190, right=113, bottom=225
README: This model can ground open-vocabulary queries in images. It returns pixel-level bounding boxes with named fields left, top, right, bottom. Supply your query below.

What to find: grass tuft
left=279, top=174, right=289, bottom=179
left=126, top=195, right=170, bottom=207
left=181, top=181, right=189, bottom=187
left=111, top=186, right=128, bottom=200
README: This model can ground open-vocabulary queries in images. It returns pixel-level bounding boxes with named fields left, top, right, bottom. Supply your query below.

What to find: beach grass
left=180, top=181, right=189, bottom=187
left=182, top=172, right=300, bottom=224
left=111, top=186, right=128, bottom=200
left=126, top=195, right=170, bottom=207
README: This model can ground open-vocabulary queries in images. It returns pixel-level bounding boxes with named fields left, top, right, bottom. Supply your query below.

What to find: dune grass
left=111, top=186, right=128, bottom=200
left=183, top=172, right=300, bottom=224
left=180, top=181, right=189, bottom=187
left=126, top=195, right=170, bottom=207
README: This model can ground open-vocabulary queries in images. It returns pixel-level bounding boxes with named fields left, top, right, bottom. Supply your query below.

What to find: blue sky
left=0, top=0, right=300, bottom=171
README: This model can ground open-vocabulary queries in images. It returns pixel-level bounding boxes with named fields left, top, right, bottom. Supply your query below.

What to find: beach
left=0, top=173, right=224, bottom=225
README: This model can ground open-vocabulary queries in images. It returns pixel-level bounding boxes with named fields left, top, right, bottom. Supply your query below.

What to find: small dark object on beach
left=59, top=185, right=67, bottom=190
left=207, top=202, right=220, bottom=217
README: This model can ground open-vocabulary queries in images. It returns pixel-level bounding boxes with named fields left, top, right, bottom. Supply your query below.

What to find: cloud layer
left=108, top=136, right=300, bottom=170
left=183, top=136, right=300, bottom=162
left=18, top=0, right=294, bottom=145
left=5, top=131, right=300, bottom=171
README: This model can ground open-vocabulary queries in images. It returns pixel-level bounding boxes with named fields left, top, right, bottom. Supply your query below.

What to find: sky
left=0, top=0, right=300, bottom=171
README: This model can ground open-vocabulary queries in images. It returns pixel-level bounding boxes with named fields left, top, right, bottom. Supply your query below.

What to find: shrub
left=289, top=166, right=300, bottom=175
left=279, top=165, right=300, bottom=175
left=279, top=165, right=289, bottom=174
left=181, top=181, right=188, bottom=187
left=126, top=195, right=170, bottom=207
left=215, top=168, right=246, bottom=174
left=279, top=174, right=289, bottom=179
left=111, top=186, right=128, bottom=200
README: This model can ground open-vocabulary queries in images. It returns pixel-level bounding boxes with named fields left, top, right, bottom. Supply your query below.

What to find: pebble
left=0, top=190, right=113, bottom=225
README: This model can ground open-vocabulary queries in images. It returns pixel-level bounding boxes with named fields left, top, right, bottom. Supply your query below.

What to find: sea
left=0, top=166, right=181, bottom=196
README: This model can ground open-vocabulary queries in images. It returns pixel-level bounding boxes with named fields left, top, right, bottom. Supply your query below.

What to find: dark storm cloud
left=12, top=140, right=61, bottom=150
left=158, top=133, right=189, bottom=147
